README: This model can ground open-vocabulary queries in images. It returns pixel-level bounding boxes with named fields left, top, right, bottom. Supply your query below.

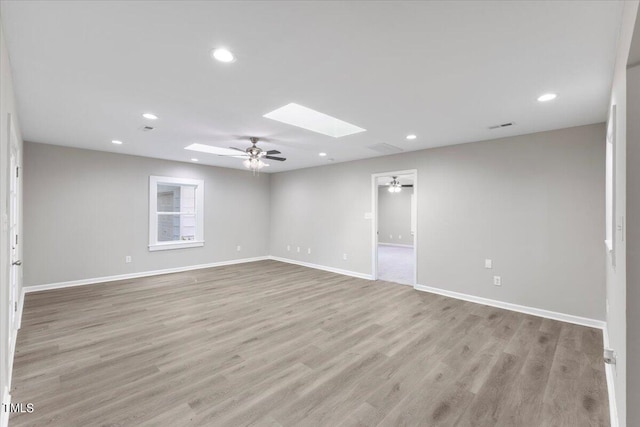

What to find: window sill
left=149, top=241, right=204, bottom=252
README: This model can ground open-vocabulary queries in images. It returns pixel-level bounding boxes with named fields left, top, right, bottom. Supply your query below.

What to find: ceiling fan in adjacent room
left=225, top=137, right=286, bottom=172
left=385, top=176, right=413, bottom=193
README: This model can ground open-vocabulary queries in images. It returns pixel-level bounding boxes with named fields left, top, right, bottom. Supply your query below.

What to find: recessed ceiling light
left=191, top=158, right=199, bottom=162
left=142, top=113, right=158, bottom=120
left=537, top=93, right=557, bottom=102
left=212, top=48, right=235, bottom=63
left=264, top=103, right=366, bottom=138
left=111, top=140, right=123, bottom=145
left=406, top=134, right=417, bottom=140
left=319, top=152, right=327, bottom=157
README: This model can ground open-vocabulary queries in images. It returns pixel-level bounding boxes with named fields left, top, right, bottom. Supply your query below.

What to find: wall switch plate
left=399, top=235, right=402, bottom=240
left=287, top=245, right=290, bottom=251
left=297, top=247, right=300, bottom=253
left=236, top=245, right=242, bottom=252
left=485, top=259, right=492, bottom=269
left=307, top=248, right=311, bottom=254
left=343, top=253, right=348, bottom=260
left=125, top=256, right=132, bottom=263
left=493, top=276, right=501, bottom=286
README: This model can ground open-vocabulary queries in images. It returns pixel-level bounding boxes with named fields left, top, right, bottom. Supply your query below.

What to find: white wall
left=270, top=124, right=606, bottom=321
left=626, top=62, right=640, bottom=427
left=23, top=142, right=270, bottom=286
left=605, top=3, right=639, bottom=426
left=378, top=186, right=413, bottom=246
left=0, top=14, right=24, bottom=426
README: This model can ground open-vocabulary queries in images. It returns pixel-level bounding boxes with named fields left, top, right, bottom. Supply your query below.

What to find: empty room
left=0, top=1, right=639, bottom=426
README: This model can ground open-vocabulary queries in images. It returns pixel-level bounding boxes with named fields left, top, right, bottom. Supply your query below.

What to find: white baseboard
left=378, top=243, right=414, bottom=248
left=23, top=256, right=269, bottom=293
left=603, top=327, right=619, bottom=427
left=414, top=284, right=606, bottom=330
left=268, top=256, right=373, bottom=280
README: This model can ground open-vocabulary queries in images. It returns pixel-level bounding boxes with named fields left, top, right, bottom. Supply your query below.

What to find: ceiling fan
left=226, top=137, right=286, bottom=172
left=385, top=176, right=413, bottom=193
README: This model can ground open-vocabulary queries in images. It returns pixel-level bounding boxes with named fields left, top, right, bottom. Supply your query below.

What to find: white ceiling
left=1, top=1, right=624, bottom=172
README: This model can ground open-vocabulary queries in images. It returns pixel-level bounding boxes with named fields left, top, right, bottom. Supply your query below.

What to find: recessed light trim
left=212, top=48, right=235, bottom=63
left=537, top=93, right=557, bottom=102
left=406, top=134, right=417, bottom=140
left=319, top=152, right=327, bottom=157
left=263, top=103, right=366, bottom=138
left=111, top=140, right=123, bottom=145
left=142, top=113, right=158, bottom=120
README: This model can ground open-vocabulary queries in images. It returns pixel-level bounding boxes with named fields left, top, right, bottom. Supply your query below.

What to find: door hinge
left=14, top=301, right=17, bottom=312
left=16, top=167, right=19, bottom=178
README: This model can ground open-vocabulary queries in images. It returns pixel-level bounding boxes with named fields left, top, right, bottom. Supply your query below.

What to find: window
left=605, top=105, right=616, bottom=264
left=149, top=176, right=204, bottom=251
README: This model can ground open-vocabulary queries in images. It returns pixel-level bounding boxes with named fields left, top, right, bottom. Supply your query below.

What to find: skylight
left=184, top=143, right=245, bottom=157
left=263, top=103, right=366, bottom=138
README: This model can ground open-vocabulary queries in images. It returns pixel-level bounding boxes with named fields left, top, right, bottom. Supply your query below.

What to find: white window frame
left=149, top=176, right=204, bottom=251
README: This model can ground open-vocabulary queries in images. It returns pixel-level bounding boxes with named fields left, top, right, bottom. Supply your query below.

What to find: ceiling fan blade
left=266, top=150, right=281, bottom=155
left=265, top=155, right=286, bottom=161
left=229, top=147, right=247, bottom=153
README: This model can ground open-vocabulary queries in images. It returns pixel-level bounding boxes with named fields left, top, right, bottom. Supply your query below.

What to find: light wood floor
left=11, top=260, right=609, bottom=426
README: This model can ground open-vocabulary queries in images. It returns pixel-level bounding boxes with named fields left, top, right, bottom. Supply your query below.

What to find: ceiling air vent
left=367, top=143, right=404, bottom=154
left=141, top=126, right=155, bottom=131
left=488, top=122, right=514, bottom=130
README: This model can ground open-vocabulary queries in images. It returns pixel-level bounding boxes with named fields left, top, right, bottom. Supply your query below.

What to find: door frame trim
left=371, top=169, right=418, bottom=285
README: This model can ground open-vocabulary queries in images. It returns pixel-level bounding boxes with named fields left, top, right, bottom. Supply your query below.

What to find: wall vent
left=367, top=143, right=404, bottom=154
left=489, top=122, right=514, bottom=130
left=141, top=126, right=155, bottom=131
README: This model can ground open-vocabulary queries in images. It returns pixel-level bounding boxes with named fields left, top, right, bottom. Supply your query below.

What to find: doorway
left=371, top=170, right=417, bottom=286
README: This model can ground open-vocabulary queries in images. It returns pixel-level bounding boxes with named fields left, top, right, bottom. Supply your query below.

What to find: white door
left=8, top=119, right=21, bottom=349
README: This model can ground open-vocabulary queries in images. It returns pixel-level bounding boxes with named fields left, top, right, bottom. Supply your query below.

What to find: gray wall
left=605, top=4, right=639, bottom=424
left=627, top=63, right=640, bottom=427
left=270, top=124, right=606, bottom=320
left=23, top=142, right=270, bottom=286
left=378, top=186, right=413, bottom=246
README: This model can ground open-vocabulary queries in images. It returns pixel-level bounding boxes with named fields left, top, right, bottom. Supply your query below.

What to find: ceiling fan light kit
left=388, top=176, right=403, bottom=193
left=243, top=158, right=266, bottom=171
left=218, top=137, right=287, bottom=174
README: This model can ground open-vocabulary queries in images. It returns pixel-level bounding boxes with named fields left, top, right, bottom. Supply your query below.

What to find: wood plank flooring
left=10, top=260, right=609, bottom=426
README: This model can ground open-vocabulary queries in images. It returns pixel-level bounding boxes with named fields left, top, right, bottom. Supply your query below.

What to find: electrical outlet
left=390, top=234, right=393, bottom=240
left=125, top=256, right=132, bottom=263
left=287, top=245, right=290, bottom=251
left=236, top=245, right=242, bottom=252
left=399, top=235, right=402, bottom=240
left=343, top=253, right=348, bottom=260
left=485, top=259, right=492, bottom=269
left=297, top=247, right=300, bottom=253
left=307, top=248, right=311, bottom=254
left=493, top=276, right=501, bottom=286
